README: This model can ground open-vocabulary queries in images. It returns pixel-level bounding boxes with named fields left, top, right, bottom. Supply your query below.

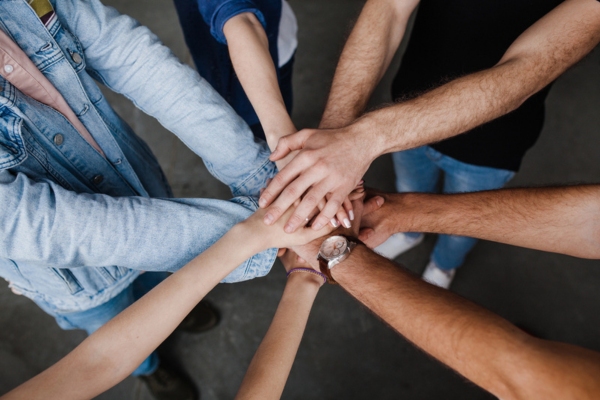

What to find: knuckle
left=268, top=205, right=283, bottom=217
left=284, top=185, right=300, bottom=199
left=288, top=213, right=304, bottom=226
left=302, top=193, right=320, bottom=207
left=272, top=173, right=287, bottom=187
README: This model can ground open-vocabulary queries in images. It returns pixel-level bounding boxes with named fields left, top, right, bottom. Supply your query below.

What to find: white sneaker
left=422, top=260, right=455, bottom=289
left=374, top=233, right=424, bottom=260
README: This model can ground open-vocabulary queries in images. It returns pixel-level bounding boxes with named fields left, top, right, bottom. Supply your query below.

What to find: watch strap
left=318, top=254, right=338, bottom=285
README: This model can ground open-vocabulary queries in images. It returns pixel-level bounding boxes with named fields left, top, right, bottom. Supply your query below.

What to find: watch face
left=320, top=236, right=348, bottom=260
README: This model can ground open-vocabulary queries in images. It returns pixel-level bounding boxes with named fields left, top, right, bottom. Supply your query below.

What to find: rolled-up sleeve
left=198, top=0, right=267, bottom=44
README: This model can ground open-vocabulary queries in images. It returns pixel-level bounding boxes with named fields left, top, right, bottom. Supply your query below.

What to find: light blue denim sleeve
left=55, top=0, right=273, bottom=197
left=0, top=171, right=276, bottom=282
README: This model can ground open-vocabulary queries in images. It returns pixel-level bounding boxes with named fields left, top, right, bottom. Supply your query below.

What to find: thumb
left=363, top=196, right=385, bottom=216
left=358, top=228, right=374, bottom=242
left=270, top=129, right=314, bottom=161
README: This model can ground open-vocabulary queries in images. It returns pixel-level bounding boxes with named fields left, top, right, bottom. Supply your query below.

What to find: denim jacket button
left=92, top=174, right=104, bottom=185
left=53, top=133, right=64, bottom=145
left=71, top=52, right=82, bottom=64
left=3, top=64, right=14, bottom=74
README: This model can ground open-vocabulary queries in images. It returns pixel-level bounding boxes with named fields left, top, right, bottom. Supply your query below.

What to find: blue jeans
left=50, top=272, right=170, bottom=376
left=393, top=146, right=515, bottom=270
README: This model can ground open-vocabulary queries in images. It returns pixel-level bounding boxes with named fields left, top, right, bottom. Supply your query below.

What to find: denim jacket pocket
left=0, top=109, right=26, bottom=170
left=51, top=268, right=84, bottom=295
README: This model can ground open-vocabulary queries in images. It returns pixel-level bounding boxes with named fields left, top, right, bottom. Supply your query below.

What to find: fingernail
left=358, top=179, right=364, bottom=186
left=264, top=213, right=274, bottom=225
left=330, top=218, right=339, bottom=227
left=349, top=210, right=355, bottom=221
left=343, top=218, right=351, bottom=228
left=313, top=221, right=324, bottom=230
left=259, top=198, right=267, bottom=207
left=376, top=197, right=384, bottom=206
left=285, top=224, right=294, bottom=233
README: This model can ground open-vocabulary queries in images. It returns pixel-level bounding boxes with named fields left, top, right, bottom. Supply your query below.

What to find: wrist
left=287, top=269, right=325, bottom=288
left=329, top=242, right=368, bottom=282
left=347, top=116, right=385, bottom=164
left=262, top=114, right=296, bottom=150
left=233, top=221, right=271, bottom=255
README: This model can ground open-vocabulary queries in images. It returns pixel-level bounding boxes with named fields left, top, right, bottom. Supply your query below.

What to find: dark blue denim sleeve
left=197, top=0, right=267, bottom=44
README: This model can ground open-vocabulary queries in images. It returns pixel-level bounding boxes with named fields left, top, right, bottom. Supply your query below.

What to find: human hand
left=258, top=126, right=380, bottom=233
left=242, top=205, right=335, bottom=251
left=358, top=189, right=405, bottom=248
left=289, top=190, right=382, bottom=270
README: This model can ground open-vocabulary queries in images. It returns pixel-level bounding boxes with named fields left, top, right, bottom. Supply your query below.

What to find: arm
left=56, top=0, right=270, bottom=192
left=359, top=185, right=600, bottom=259
left=0, top=170, right=270, bottom=273
left=222, top=11, right=353, bottom=224
left=320, top=0, right=419, bottom=129
left=223, top=12, right=296, bottom=154
left=259, top=0, right=600, bottom=231
left=292, top=235, right=600, bottom=400
left=332, top=247, right=600, bottom=400
left=1, top=208, right=330, bottom=400
left=235, top=271, right=323, bottom=400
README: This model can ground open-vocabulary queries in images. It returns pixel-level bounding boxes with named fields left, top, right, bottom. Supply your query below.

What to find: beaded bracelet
left=286, top=267, right=327, bottom=286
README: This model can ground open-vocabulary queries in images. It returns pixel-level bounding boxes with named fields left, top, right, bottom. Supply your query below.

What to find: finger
left=283, top=182, right=331, bottom=233
left=261, top=173, right=316, bottom=227
left=343, top=197, right=354, bottom=223
left=335, top=197, right=351, bottom=229
left=311, top=192, right=346, bottom=231
left=358, top=228, right=374, bottom=242
left=260, top=150, right=320, bottom=211
left=297, top=220, right=336, bottom=244
left=277, top=248, right=287, bottom=257
left=363, top=196, right=385, bottom=216
left=348, top=189, right=365, bottom=201
left=269, top=129, right=313, bottom=161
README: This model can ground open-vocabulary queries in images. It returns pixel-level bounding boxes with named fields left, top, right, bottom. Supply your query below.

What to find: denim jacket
left=0, top=0, right=277, bottom=314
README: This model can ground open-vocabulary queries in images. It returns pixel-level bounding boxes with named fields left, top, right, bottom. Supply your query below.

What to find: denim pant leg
left=52, top=279, right=166, bottom=377
left=430, top=150, right=516, bottom=271
left=392, top=146, right=441, bottom=240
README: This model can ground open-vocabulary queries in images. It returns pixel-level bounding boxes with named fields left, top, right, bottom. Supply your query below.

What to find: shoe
left=140, top=364, right=198, bottom=400
left=422, top=260, right=455, bottom=289
left=374, top=233, right=424, bottom=259
left=176, top=300, right=220, bottom=334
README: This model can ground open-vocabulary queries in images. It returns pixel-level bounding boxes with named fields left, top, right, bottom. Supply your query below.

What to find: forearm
left=333, top=246, right=600, bottom=399
left=2, top=224, right=263, bottom=400
left=320, top=0, right=418, bottom=128
left=235, top=273, right=320, bottom=400
left=60, top=0, right=270, bottom=190
left=224, top=13, right=296, bottom=149
left=350, top=0, right=600, bottom=154
left=0, top=171, right=268, bottom=272
left=393, top=186, right=600, bottom=258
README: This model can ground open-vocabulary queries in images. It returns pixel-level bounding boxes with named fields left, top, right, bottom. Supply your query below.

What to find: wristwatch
left=317, top=235, right=358, bottom=284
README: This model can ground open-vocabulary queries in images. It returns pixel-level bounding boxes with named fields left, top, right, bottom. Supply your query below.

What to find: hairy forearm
left=333, top=246, right=600, bottom=399
left=351, top=0, right=600, bottom=155
left=320, top=0, right=418, bottom=129
left=224, top=13, right=296, bottom=148
left=235, top=273, right=320, bottom=400
left=394, top=186, right=600, bottom=258
left=2, top=224, right=262, bottom=400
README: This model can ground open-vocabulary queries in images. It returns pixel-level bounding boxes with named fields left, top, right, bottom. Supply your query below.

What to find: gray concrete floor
left=1, top=1, right=600, bottom=399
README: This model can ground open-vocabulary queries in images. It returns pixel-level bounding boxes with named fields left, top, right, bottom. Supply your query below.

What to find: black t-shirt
left=392, top=0, right=563, bottom=171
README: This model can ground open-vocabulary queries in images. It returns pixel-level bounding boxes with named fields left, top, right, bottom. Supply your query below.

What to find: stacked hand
left=259, top=126, right=380, bottom=234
